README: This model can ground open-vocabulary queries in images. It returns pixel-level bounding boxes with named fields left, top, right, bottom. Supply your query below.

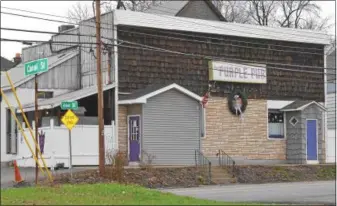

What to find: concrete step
left=212, top=174, right=234, bottom=179
left=212, top=177, right=237, bottom=184
left=210, top=166, right=237, bottom=185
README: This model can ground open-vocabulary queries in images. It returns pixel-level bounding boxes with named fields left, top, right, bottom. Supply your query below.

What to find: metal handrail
left=216, top=149, right=236, bottom=177
left=194, top=149, right=212, bottom=184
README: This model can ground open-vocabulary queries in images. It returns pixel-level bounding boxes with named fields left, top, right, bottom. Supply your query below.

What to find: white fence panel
left=16, top=120, right=116, bottom=167
left=326, top=129, right=336, bottom=163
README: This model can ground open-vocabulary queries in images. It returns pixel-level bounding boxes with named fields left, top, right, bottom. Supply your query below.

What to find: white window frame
left=267, top=109, right=286, bottom=140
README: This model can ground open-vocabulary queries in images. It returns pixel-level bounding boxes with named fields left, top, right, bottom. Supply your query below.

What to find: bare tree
left=67, top=2, right=92, bottom=24
left=276, top=1, right=332, bottom=32
left=123, top=0, right=163, bottom=12
left=247, top=0, right=277, bottom=26
left=214, top=0, right=331, bottom=32
left=67, top=0, right=163, bottom=24
left=213, top=1, right=251, bottom=24
left=213, top=0, right=277, bottom=26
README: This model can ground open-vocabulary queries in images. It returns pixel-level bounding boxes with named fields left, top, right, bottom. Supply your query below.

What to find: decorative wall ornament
left=201, top=92, right=209, bottom=108
left=38, top=130, right=46, bottom=154
left=289, top=116, right=299, bottom=126
left=228, top=90, right=248, bottom=120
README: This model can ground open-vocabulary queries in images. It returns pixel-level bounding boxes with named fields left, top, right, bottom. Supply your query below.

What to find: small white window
left=268, top=111, right=284, bottom=139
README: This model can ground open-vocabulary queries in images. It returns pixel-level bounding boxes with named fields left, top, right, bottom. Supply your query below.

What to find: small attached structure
left=281, top=100, right=326, bottom=164
left=119, top=83, right=203, bottom=165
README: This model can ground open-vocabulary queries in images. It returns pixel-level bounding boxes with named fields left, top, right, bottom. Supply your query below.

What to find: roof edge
left=18, top=83, right=116, bottom=113
left=118, top=83, right=202, bottom=105
left=280, top=101, right=326, bottom=112
left=2, top=50, right=79, bottom=91
left=203, top=0, right=226, bottom=22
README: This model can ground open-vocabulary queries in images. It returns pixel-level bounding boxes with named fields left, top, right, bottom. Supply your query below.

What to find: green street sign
left=61, top=101, right=78, bottom=110
left=24, top=58, right=48, bottom=76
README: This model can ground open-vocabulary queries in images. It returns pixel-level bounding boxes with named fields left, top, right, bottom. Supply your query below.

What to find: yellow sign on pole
left=61, top=109, right=79, bottom=131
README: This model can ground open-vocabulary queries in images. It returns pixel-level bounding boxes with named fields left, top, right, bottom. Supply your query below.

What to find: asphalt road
left=163, top=181, right=336, bottom=205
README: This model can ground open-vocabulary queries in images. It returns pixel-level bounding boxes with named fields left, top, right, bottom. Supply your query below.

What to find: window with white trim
left=37, top=91, right=53, bottom=99
left=268, top=110, right=284, bottom=139
left=327, top=82, right=336, bottom=94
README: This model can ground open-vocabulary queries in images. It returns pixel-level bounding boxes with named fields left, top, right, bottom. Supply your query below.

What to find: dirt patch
left=43, top=164, right=335, bottom=188
left=233, top=164, right=336, bottom=184
left=47, top=166, right=210, bottom=188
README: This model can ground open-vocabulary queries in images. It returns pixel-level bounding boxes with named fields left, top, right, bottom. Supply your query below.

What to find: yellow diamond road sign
left=61, top=109, right=79, bottom=131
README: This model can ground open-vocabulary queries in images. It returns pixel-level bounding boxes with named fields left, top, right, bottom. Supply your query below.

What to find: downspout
left=112, top=10, right=119, bottom=151
left=77, top=29, right=82, bottom=89
left=323, top=46, right=328, bottom=163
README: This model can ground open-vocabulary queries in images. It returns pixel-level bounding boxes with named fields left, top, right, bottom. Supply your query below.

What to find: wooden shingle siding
left=117, top=26, right=324, bottom=101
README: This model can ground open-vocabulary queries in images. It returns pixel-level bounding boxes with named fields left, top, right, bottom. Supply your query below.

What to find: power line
left=18, top=40, right=337, bottom=77
left=11, top=40, right=335, bottom=82
left=1, top=27, right=335, bottom=71
left=117, top=43, right=336, bottom=76
left=0, top=6, right=112, bottom=27
left=1, top=27, right=113, bottom=41
left=3, top=40, right=333, bottom=84
left=3, top=5, right=326, bottom=52
left=12, top=45, right=334, bottom=84
left=2, top=26, right=326, bottom=57
left=117, top=29, right=322, bottom=56
left=0, top=38, right=100, bottom=45
left=1, top=7, right=330, bottom=42
left=4, top=4, right=326, bottom=40
left=0, top=11, right=112, bottom=31
left=1, top=7, right=331, bottom=54
left=2, top=36, right=336, bottom=74
left=147, top=4, right=335, bottom=39
left=117, top=27, right=324, bottom=53
left=116, top=38, right=335, bottom=71
left=142, top=7, right=331, bottom=40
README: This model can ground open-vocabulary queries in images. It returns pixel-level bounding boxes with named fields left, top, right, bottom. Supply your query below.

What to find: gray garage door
left=142, top=89, right=201, bottom=165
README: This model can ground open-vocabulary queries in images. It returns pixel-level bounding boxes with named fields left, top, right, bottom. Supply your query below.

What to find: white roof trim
left=118, top=83, right=202, bottom=105
left=267, top=100, right=294, bottom=110
left=114, top=10, right=331, bottom=45
left=18, top=83, right=116, bottom=113
left=281, top=101, right=326, bottom=112
left=2, top=51, right=79, bottom=91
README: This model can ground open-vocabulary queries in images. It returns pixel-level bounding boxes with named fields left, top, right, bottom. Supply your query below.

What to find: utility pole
left=34, top=73, right=39, bottom=185
left=95, top=0, right=105, bottom=176
left=35, top=52, right=43, bottom=185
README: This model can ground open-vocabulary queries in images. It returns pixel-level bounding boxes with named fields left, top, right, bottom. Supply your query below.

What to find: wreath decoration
left=228, top=90, right=248, bottom=117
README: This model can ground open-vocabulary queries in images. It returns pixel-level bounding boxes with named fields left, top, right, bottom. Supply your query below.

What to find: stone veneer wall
left=203, top=98, right=286, bottom=160
left=118, top=106, right=128, bottom=153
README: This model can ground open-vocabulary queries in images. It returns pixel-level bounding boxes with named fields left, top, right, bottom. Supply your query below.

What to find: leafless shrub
left=139, top=150, right=156, bottom=171
left=104, top=149, right=126, bottom=183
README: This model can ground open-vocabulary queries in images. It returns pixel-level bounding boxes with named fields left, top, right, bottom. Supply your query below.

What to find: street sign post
left=24, top=58, right=48, bottom=77
left=61, top=101, right=78, bottom=111
left=24, top=58, right=48, bottom=184
left=61, top=109, right=79, bottom=179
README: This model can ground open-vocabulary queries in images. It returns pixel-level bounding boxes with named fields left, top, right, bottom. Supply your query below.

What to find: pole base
left=13, top=180, right=31, bottom=188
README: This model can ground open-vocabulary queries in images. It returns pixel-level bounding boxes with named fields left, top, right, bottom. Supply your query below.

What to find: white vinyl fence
left=16, top=119, right=116, bottom=168
left=326, top=129, right=336, bottom=163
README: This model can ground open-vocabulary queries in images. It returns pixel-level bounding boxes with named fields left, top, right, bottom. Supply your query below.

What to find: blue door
left=129, top=116, right=140, bottom=162
left=306, top=120, right=318, bottom=161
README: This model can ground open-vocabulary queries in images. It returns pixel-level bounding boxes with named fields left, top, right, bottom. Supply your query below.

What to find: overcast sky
left=1, top=1, right=336, bottom=61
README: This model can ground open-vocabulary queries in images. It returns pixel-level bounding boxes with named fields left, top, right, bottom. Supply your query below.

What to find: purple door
left=306, top=120, right=318, bottom=161
left=129, top=116, right=140, bottom=162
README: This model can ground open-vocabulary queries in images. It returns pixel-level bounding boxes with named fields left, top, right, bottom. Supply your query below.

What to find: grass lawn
left=1, top=183, right=261, bottom=205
